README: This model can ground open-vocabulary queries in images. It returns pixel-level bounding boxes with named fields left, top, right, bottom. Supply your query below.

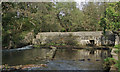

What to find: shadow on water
left=2, top=46, right=111, bottom=70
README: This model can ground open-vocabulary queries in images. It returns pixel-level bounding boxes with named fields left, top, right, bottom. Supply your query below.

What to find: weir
left=33, top=31, right=117, bottom=46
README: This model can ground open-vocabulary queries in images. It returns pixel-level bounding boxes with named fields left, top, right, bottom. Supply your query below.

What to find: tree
left=2, top=2, right=62, bottom=48
left=82, top=2, right=107, bottom=31
left=55, top=2, right=84, bottom=32
left=99, top=2, right=120, bottom=31
left=99, top=2, right=120, bottom=71
left=2, top=2, right=37, bottom=48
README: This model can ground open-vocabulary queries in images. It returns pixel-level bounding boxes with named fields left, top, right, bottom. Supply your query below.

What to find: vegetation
left=114, top=44, right=120, bottom=71
left=2, top=2, right=107, bottom=49
left=100, top=2, right=120, bottom=71
left=99, top=2, right=120, bottom=33
left=104, top=44, right=120, bottom=71
left=33, top=43, right=66, bottom=48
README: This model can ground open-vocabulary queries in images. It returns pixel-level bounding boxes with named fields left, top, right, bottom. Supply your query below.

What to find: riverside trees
left=2, top=2, right=107, bottom=48
left=99, top=2, right=120, bottom=71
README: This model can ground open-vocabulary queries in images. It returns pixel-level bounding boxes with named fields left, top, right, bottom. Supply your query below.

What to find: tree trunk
left=8, top=40, right=12, bottom=49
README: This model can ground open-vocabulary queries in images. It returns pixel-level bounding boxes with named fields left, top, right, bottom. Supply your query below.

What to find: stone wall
left=32, top=31, right=116, bottom=46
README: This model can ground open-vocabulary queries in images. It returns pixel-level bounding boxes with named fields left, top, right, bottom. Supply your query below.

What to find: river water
left=2, top=46, right=111, bottom=70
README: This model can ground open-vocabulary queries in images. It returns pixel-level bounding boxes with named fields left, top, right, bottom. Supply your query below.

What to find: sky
left=51, top=0, right=88, bottom=10
left=75, top=0, right=88, bottom=10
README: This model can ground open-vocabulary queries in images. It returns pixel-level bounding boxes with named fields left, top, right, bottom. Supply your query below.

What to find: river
left=2, top=45, right=111, bottom=70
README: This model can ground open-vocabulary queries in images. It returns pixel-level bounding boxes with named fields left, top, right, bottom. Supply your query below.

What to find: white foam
left=2, top=45, right=33, bottom=52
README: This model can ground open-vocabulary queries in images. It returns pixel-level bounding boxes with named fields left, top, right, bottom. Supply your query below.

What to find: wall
left=32, top=31, right=116, bottom=46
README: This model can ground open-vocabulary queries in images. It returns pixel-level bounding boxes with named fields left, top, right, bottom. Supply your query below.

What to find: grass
left=33, top=43, right=66, bottom=48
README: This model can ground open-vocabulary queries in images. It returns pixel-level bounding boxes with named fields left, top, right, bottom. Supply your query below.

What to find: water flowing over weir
left=2, top=46, right=111, bottom=70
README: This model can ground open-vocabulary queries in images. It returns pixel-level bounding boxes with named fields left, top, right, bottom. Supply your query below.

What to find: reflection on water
left=55, top=49, right=109, bottom=60
left=2, top=47, right=110, bottom=70
left=2, top=48, right=51, bottom=65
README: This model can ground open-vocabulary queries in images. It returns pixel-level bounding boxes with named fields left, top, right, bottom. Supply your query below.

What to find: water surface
left=2, top=46, right=110, bottom=70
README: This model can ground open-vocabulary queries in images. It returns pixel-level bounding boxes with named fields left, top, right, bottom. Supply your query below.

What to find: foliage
left=46, top=43, right=66, bottom=46
left=33, top=43, right=66, bottom=48
left=104, top=57, right=117, bottom=70
left=99, top=2, right=120, bottom=71
left=114, top=44, right=120, bottom=71
left=99, top=2, right=120, bottom=31
left=104, top=44, right=120, bottom=71
left=33, top=45, right=41, bottom=48
left=83, top=2, right=106, bottom=31
left=114, top=44, right=120, bottom=49
left=2, top=2, right=108, bottom=48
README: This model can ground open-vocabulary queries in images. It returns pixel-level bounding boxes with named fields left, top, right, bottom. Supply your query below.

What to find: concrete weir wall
left=32, top=31, right=116, bottom=46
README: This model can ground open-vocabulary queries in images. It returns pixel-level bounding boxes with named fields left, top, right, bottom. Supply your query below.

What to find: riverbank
left=33, top=45, right=111, bottom=50
left=2, top=44, right=111, bottom=50
left=1, top=64, right=47, bottom=71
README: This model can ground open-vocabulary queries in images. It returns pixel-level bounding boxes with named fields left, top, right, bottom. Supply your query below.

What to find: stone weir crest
left=32, top=31, right=118, bottom=46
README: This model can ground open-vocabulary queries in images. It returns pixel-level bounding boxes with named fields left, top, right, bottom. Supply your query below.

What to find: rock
left=79, top=59, right=85, bottom=61
left=41, top=64, right=47, bottom=67
left=87, top=59, right=90, bottom=61
left=46, top=46, right=57, bottom=59
left=1, top=64, right=48, bottom=70
left=72, top=60, right=75, bottom=61
left=96, top=59, right=100, bottom=61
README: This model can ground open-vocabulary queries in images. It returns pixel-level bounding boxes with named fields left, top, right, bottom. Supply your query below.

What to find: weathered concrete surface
left=33, top=31, right=116, bottom=46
